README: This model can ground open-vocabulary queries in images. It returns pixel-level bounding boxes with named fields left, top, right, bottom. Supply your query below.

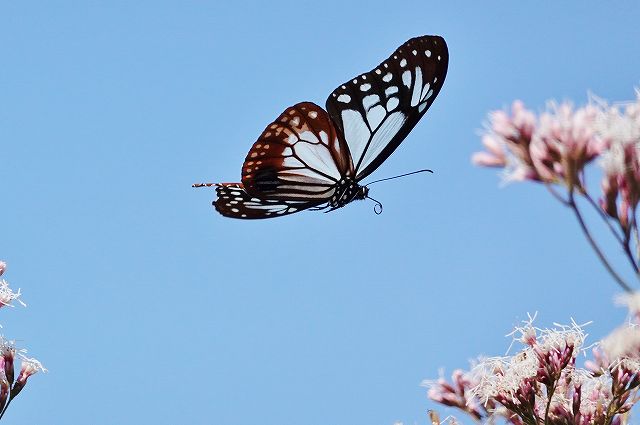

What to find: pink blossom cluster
left=426, top=314, right=640, bottom=425
left=474, top=93, right=640, bottom=205
left=473, top=92, right=640, bottom=292
left=0, top=261, right=45, bottom=420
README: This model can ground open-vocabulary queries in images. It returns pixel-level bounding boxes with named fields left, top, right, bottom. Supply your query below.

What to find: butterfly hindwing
left=241, top=102, right=354, bottom=202
left=325, top=35, right=449, bottom=180
left=214, top=183, right=321, bottom=219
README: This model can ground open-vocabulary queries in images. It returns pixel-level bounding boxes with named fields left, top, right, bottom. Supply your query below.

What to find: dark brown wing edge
left=214, top=183, right=323, bottom=219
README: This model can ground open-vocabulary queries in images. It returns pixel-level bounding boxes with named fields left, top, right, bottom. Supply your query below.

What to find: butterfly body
left=197, top=35, right=448, bottom=219
left=327, top=179, right=369, bottom=211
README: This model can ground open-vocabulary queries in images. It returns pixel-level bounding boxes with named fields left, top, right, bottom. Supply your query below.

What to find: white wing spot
left=382, top=73, right=393, bottom=82
left=437, top=55, right=441, bottom=60
left=362, top=94, right=380, bottom=111
left=282, top=147, right=293, bottom=156
left=393, top=55, right=397, bottom=59
left=341, top=85, right=346, bottom=89
left=420, top=83, right=431, bottom=101
left=385, top=86, right=398, bottom=96
left=386, top=97, right=399, bottom=111
left=337, top=94, right=351, bottom=103
left=362, top=75, right=367, bottom=80
left=425, top=50, right=431, bottom=57
left=308, top=111, right=318, bottom=119
left=383, top=63, right=389, bottom=68
left=341, top=109, right=370, bottom=164
left=412, top=50, right=417, bottom=56
left=410, top=66, right=423, bottom=107
left=290, top=117, right=300, bottom=127
left=357, top=111, right=406, bottom=175
left=375, top=69, right=381, bottom=74
left=352, top=79, right=358, bottom=84
left=434, top=77, right=438, bottom=83
left=418, top=102, right=428, bottom=113
left=360, top=83, right=371, bottom=91
left=367, top=105, right=386, bottom=129
left=400, top=58, right=407, bottom=67
left=231, top=208, right=239, bottom=213
left=402, top=70, right=411, bottom=88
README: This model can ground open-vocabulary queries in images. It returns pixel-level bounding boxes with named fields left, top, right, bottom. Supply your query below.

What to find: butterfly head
left=358, top=185, right=370, bottom=200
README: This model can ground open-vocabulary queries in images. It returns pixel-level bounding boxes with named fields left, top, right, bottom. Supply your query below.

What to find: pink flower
left=472, top=135, right=507, bottom=167
left=599, top=141, right=640, bottom=229
left=0, top=262, right=5, bottom=278
left=424, top=369, right=485, bottom=420
left=529, top=102, right=602, bottom=191
left=0, top=341, right=15, bottom=386
left=10, top=355, right=46, bottom=399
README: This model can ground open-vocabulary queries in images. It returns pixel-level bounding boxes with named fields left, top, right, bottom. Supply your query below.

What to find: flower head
left=530, top=102, right=602, bottom=191
left=0, top=262, right=26, bottom=309
left=474, top=101, right=543, bottom=183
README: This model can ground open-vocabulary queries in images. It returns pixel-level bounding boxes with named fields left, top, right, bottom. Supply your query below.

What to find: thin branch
left=583, top=193, right=639, bottom=275
left=543, top=182, right=570, bottom=206
left=544, top=382, right=557, bottom=425
left=583, top=193, right=625, bottom=245
left=569, top=193, right=633, bottom=293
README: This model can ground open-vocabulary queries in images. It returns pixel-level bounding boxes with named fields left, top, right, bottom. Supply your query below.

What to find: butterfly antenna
left=192, top=182, right=216, bottom=188
left=366, top=196, right=383, bottom=215
left=365, top=169, right=433, bottom=186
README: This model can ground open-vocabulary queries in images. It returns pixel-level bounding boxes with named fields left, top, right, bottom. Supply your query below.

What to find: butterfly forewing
left=241, top=102, right=354, bottom=201
left=325, top=35, right=448, bottom=180
left=214, top=183, right=321, bottom=219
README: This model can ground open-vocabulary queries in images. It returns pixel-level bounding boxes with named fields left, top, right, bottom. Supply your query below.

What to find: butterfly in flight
left=194, top=35, right=448, bottom=219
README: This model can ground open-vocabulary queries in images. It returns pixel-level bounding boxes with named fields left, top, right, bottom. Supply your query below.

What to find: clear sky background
left=2, top=2, right=640, bottom=424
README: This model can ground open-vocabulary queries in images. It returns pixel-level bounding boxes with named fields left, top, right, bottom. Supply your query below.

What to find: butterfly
left=195, top=35, right=448, bottom=219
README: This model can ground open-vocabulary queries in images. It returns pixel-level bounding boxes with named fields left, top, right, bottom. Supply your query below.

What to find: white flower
left=595, top=99, right=640, bottom=147
left=468, top=352, right=538, bottom=404
left=16, top=354, right=47, bottom=383
left=615, top=291, right=640, bottom=315
left=600, top=323, right=640, bottom=362
left=0, top=279, right=25, bottom=308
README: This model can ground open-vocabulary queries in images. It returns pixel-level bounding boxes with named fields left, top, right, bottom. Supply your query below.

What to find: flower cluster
left=473, top=92, right=640, bottom=292
left=0, top=262, right=45, bottom=420
left=426, top=313, right=640, bottom=425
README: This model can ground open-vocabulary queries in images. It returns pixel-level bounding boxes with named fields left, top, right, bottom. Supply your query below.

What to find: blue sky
left=2, top=1, right=640, bottom=424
